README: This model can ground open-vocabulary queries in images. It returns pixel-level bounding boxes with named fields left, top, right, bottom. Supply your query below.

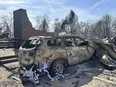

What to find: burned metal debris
left=91, top=37, right=116, bottom=69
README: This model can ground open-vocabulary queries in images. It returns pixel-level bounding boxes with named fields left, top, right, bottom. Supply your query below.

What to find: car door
left=65, top=36, right=93, bottom=65
left=74, top=37, right=94, bottom=63
left=64, top=36, right=80, bottom=65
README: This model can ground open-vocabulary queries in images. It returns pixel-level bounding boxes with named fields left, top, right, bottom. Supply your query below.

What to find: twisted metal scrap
left=90, top=38, right=116, bottom=68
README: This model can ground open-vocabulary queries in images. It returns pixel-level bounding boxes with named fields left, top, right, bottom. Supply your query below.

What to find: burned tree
left=111, top=17, right=116, bottom=37
left=93, top=14, right=111, bottom=39
left=39, top=18, right=49, bottom=32
left=53, top=18, right=62, bottom=36
left=35, top=16, right=43, bottom=30
left=61, top=10, right=79, bottom=35
left=0, top=14, right=12, bottom=39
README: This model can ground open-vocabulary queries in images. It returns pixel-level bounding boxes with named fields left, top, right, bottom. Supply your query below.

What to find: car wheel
left=49, top=59, right=65, bottom=77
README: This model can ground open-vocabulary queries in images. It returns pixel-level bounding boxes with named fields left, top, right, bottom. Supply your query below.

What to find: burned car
left=18, top=35, right=95, bottom=83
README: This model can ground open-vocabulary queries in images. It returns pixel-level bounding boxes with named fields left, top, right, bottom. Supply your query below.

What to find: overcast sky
left=0, top=0, right=116, bottom=26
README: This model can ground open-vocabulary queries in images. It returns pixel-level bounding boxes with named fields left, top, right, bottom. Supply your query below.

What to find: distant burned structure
left=13, top=9, right=54, bottom=48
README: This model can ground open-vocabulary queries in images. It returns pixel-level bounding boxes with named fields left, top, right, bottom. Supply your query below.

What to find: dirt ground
left=0, top=49, right=116, bottom=87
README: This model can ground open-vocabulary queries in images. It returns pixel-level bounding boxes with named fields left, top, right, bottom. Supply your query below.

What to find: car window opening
left=47, top=39, right=61, bottom=46
left=65, top=38, right=76, bottom=47
left=22, top=39, right=42, bottom=48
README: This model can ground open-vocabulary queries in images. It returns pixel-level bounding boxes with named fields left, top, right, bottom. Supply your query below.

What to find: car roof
left=28, top=35, right=84, bottom=40
left=28, top=36, right=52, bottom=40
left=55, top=35, right=83, bottom=39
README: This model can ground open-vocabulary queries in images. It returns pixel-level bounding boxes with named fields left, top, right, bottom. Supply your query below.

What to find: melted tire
left=49, top=59, right=65, bottom=77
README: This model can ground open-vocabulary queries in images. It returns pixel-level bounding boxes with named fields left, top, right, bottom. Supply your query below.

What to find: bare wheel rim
left=53, top=61, right=64, bottom=75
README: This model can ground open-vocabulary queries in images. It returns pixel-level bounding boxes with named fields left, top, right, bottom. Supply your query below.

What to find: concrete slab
left=0, top=48, right=18, bottom=57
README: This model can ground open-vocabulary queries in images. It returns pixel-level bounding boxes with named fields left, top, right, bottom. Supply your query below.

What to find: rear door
left=74, top=37, right=93, bottom=63
left=65, top=36, right=92, bottom=65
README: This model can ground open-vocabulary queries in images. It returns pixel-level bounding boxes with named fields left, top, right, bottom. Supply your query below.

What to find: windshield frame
left=21, top=38, right=43, bottom=49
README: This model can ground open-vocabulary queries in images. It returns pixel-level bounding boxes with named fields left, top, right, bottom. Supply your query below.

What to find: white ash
left=21, top=63, right=69, bottom=84
left=22, top=65, right=39, bottom=84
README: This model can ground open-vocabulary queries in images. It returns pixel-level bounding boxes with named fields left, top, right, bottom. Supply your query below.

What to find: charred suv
left=18, top=36, right=95, bottom=78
